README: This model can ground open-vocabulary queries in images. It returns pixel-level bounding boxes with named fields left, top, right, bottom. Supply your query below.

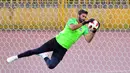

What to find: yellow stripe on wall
left=0, top=8, right=129, bottom=30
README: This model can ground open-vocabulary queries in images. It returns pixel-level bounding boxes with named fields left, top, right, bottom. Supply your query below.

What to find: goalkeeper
left=7, top=9, right=100, bottom=69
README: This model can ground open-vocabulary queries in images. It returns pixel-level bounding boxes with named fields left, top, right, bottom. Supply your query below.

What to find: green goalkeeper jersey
left=56, top=18, right=89, bottom=50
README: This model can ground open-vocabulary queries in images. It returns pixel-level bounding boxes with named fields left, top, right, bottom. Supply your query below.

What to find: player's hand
left=82, top=18, right=95, bottom=25
left=90, top=21, right=100, bottom=33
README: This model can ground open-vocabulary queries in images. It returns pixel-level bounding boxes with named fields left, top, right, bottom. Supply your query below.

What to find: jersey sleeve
left=66, top=18, right=76, bottom=26
left=83, top=26, right=89, bottom=35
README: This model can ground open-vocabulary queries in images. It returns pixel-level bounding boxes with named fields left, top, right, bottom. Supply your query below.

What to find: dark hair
left=78, top=9, right=88, bottom=15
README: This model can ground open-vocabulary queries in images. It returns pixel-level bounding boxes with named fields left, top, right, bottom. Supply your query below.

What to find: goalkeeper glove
left=82, top=18, right=95, bottom=25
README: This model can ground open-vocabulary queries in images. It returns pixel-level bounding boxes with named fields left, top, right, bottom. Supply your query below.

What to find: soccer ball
left=88, top=20, right=99, bottom=30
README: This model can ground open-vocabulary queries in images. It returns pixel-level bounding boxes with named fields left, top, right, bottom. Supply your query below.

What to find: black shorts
left=42, top=37, right=67, bottom=60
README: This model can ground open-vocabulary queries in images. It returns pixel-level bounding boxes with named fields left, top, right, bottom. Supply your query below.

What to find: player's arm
left=84, top=31, right=96, bottom=43
left=69, top=19, right=94, bottom=30
left=69, top=23, right=82, bottom=30
left=84, top=21, right=100, bottom=43
left=69, top=18, right=95, bottom=30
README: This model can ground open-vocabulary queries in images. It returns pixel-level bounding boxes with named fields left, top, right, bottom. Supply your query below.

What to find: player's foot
left=38, top=53, right=48, bottom=59
left=7, top=56, right=18, bottom=63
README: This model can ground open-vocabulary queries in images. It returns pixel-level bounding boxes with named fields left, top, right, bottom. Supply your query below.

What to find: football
left=88, top=20, right=99, bottom=30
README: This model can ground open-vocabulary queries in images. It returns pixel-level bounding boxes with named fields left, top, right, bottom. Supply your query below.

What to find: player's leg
left=17, top=44, right=51, bottom=59
left=7, top=38, right=55, bottom=63
left=40, top=51, right=66, bottom=69
left=44, top=56, right=60, bottom=69
left=43, top=48, right=67, bottom=69
left=39, top=38, right=67, bottom=69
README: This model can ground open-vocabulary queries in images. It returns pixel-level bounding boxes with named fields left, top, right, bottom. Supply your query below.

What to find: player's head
left=78, top=9, right=88, bottom=23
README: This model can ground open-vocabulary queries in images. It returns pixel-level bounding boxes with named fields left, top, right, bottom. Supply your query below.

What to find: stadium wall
left=0, top=8, right=130, bottom=30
